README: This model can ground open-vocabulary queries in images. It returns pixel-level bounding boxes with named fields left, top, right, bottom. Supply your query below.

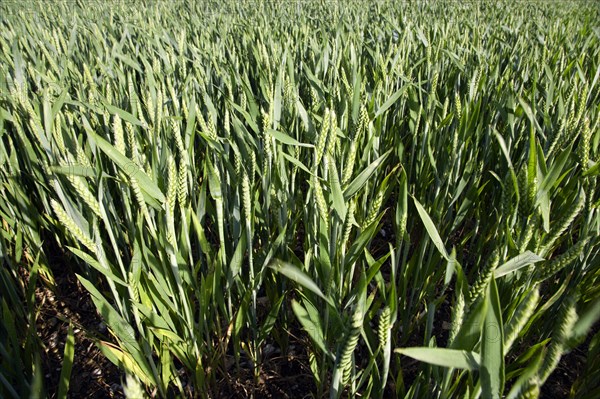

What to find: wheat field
left=0, top=1, right=599, bottom=398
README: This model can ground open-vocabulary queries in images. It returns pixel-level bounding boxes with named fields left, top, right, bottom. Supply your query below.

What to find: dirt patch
left=35, top=267, right=125, bottom=399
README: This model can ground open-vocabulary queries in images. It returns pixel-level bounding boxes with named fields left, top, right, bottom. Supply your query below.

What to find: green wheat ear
left=539, top=297, right=578, bottom=384
left=504, top=288, right=540, bottom=355
left=343, top=104, right=368, bottom=186
left=578, top=117, right=591, bottom=171
left=129, top=175, right=151, bottom=226
left=66, top=175, right=102, bottom=219
left=448, top=288, right=465, bottom=346
left=312, top=173, right=329, bottom=233
left=242, top=170, right=252, bottom=224
left=52, top=116, right=65, bottom=155
left=341, top=200, right=356, bottom=251
left=315, top=107, right=331, bottom=167
left=166, top=155, right=177, bottom=216
left=468, top=249, right=500, bottom=305
left=50, top=199, right=96, bottom=254
left=517, top=165, right=531, bottom=218
left=340, top=308, right=363, bottom=386
left=378, top=306, right=391, bottom=349
left=541, top=188, right=585, bottom=255
left=113, top=115, right=125, bottom=155
left=365, top=189, right=384, bottom=228
left=342, top=139, right=357, bottom=186
left=535, top=238, right=589, bottom=283
left=177, top=160, right=188, bottom=207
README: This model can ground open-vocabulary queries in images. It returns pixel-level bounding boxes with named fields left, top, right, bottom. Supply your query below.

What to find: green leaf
left=258, top=296, right=285, bottom=346
left=394, top=348, right=480, bottom=370
left=282, top=151, right=313, bottom=175
left=506, top=348, right=544, bottom=399
left=77, top=275, right=137, bottom=346
left=291, top=299, right=331, bottom=357
left=328, top=154, right=347, bottom=221
left=113, top=53, right=143, bottom=73
left=98, top=341, right=155, bottom=387
left=570, top=298, right=600, bottom=345
left=102, top=102, right=146, bottom=127
left=15, top=227, right=22, bottom=263
left=57, top=324, right=75, bottom=399
left=494, top=251, right=545, bottom=278
left=190, top=207, right=213, bottom=259
left=413, top=197, right=449, bottom=260
left=518, top=97, right=543, bottom=136
left=452, top=295, right=487, bottom=350
left=583, top=160, right=600, bottom=177
left=87, top=128, right=165, bottom=203
left=150, top=327, right=184, bottom=344
left=228, top=235, right=246, bottom=283
left=446, top=248, right=458, bottom=285
left=268, top=129, right=313, bottom=147
left=344, top=213, right=383, bottom=267
left=50, top=165, right=96, bottom=178
left=77, top=276, right=155, bottom=386
left=375, top=85, right=410, bottom=118
left=535, top=146, right=571, bottom=206
left=494, top=131, right=519, bottom=197
left=481, top=278, right=504, bottom=399
left=269, top=261, right=333, bottom=307
left=344, top=150, right=391, bottom=199
left=206, top=159, right=222, bottom=200
left=67, top=247, right=127, bottom=286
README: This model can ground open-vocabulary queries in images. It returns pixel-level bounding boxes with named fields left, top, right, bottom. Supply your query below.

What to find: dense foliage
left=1, top=1, right=599, bottom=398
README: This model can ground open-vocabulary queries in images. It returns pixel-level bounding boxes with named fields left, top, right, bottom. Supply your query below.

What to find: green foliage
left=0, top=0, right=599, bottom=398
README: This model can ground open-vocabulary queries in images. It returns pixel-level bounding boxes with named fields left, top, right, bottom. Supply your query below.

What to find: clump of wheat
left=539, top=297, right=578, bottom=383
left=50, top=199, right=96, bottom=254
left=3, top=3, right=599, bottom=398
left=535, top=238, right=589, bottom=282
left=66, top=174, right=102, bottom=218
left=341, top=200, right=356, bottom=250
left=469, top=249, right=500, bottom=304
left=378, top=306, right=391, bottom=349
left=312, top=173, right=329, bottom=232
left=364, top=189, right=384, bottom=227
left=578, top=117, right=591, bottom=171
left=448, top=289, right=465, bottom=345
left=541, top=189, right=585, bottom=254
left=340, top=308, right=363, bottom=385
left=504, top=288, right=540, bottom=354
left=315, top=108, right=331, bottom=167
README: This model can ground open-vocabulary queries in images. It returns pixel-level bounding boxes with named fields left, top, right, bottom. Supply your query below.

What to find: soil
left=34, top=265, right=125, bottom=399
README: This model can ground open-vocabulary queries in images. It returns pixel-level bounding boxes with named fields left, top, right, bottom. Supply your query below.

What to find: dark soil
left=34, top=265, right=125, bottom=399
